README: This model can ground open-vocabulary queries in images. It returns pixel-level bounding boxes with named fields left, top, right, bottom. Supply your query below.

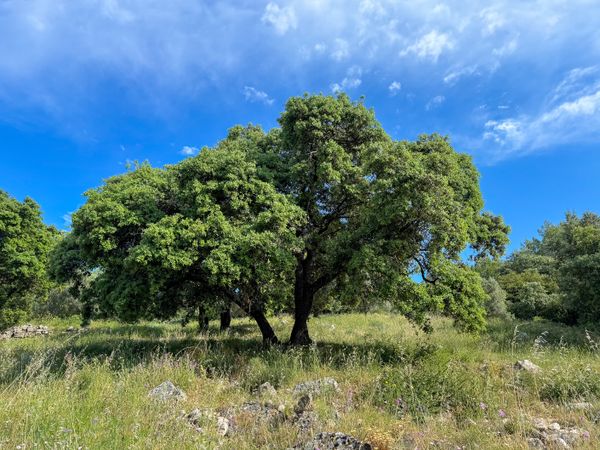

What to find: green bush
left=33, top=286, right=82, bottom=319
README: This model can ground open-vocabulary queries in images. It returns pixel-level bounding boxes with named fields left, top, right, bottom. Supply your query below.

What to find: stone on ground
left=148, top=381, right=187, bottom=401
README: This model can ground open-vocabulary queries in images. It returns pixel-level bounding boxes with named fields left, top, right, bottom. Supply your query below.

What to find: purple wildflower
left=498, top=409, right=506, bottom=418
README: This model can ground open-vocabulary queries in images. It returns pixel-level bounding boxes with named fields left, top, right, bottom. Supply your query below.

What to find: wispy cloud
left=243, top=86, right=274, bottom=105
left=331, top=66, right=362, bottom=93
left=388, top=80, right=401, bottom=96
left=482, top=66, right=600, bottom=158
left=426, top=95, right=445, bottom=110
left=262, top=2, right=297, bottom=35
left=400, top=30, right=454, bottom=62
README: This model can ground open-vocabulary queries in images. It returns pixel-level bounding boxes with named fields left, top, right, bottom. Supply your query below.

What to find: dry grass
left=1, top=313, right=599, bottom=449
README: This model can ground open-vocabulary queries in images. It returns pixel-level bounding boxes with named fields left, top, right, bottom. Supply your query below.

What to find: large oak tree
left=50, top=94, right=509, bottom=344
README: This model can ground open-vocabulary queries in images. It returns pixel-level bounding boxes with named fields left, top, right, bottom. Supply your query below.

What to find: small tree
left=0, top=190, right=57, bottom=329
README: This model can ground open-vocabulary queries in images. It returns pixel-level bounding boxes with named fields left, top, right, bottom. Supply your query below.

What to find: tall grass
left=1, top=313, right=599, bottom=449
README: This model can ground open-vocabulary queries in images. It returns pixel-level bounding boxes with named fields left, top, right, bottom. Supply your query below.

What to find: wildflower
left=395, top=397, right=403, bottom=406
left=583, top=431, right=590, bottom=439
left=479, top=402, right=487, bottom=410
left=498, top=409, right=506, bottom=418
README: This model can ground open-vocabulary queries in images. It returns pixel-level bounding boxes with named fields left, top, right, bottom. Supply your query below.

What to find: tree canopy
left=50, top=93, right=509, bottom=344
left=477, top=212, right=600, bottom=324
left=0, top=190, right=57, bottom=330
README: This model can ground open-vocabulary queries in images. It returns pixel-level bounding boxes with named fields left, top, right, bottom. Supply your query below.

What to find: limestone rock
left=0, top=324, right=49, bottom=339
left=255, top=382, right=277, bottom=397
left=148, top=381, right=187, bottom=401
left=515, top=360, right=541, bottom=373
left=292, top=432, right=372, bottom=450
left=293, top=378, right=340, bottom=396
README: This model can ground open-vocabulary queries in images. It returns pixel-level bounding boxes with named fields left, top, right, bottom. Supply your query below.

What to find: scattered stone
left=527, top=437, right=545, bottom=449
left=292, top=432, right=372, bottom=450
left=293, top=378, right=340, bottom=396
left=65, top=326, right=77, bottom=333
left=238, top=401, right=287, bottom=427
left=514, top=360, right=541, bottom=373
left=567, top=402, right=593, bottom=410
left=294, top=394, right=312, bottom=415
left=148, top=381, right=187, bottom=401
left=530, top=418, right=589, bottom=449
left=255, top=382, right=277, bottom=397
left=0, top=324, right=49, bottom=339
left=216, top=416, right=229, bottom=436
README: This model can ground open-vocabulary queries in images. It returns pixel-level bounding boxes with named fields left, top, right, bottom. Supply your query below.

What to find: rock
left=255, top=382, right=277, bottom=397
left=527, top=437, right=545, bottom=448
left=548, top=422, right=561, bottom=431
left=0, top=324, right=49, bottom=339
left=238, top=401, right=286, bottom=427
left=532, top=418, right=549, bottom=431
left=148, top=381, right=187, bottom=401
left=216, top=416, right=229, bottom=436
left=293, top=378, right=340, bottom=396
left=294, top=394, right=312, bottom=415
left=567, top=402, right=593, bottom=410
left=292, top=432, right=372, bottom=450
left=529, top=418, right=589, bottom=449
left=515, top=360, right=541, bottom=373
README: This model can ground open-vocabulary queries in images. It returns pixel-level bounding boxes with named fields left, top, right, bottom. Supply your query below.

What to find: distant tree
left=0, top=190, right=57, bottom=330
left=481, top=277, right=511, bottom=319
left=484, top=212, right=600, bottom=324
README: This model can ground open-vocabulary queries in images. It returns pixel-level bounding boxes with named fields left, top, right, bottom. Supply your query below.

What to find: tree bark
left=289, top=257, right=314, bottom=345
left=198, top=305, right=209, bottom=332
left=219, top=308, right=231, bottom=331
left=249, top=307, right=279, bottom=345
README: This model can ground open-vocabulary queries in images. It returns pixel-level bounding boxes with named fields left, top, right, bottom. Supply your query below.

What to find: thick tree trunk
left=219, top=308, right=231, bottom=331
left=289, top=260, right=314, bottom=346
left=249, top=307, right=279, bottom=345
left=198, top=305, right=209, bottom=332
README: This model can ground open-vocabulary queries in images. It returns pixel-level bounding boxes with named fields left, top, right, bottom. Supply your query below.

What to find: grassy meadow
left=1, top=313, right=600, bottom=449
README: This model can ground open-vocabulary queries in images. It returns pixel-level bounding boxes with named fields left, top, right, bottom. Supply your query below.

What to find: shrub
left=482, top=277, right=511, bottom=319
left=33, top=286, right=82, bottom=318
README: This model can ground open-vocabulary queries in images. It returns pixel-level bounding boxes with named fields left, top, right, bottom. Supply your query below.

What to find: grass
left=1, top=313, right=600, bottom=449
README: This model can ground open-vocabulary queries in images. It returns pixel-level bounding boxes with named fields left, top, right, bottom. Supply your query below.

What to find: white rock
left=148, top=381, right=187, bottom=401
left=515, top=360, right=541, bottom=373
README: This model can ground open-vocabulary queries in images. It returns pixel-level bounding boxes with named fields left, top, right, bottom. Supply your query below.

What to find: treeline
left=4, top=94, right=595, bottom=343
left=477, top=212, right=600, bottom=325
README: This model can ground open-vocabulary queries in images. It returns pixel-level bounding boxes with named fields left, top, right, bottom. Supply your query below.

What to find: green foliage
left=50, top=94, right=509, bottom=338
left=49, top=150, right=304, bottom=326
left=481, top=277, right=511, bottom=319
left=0, top=190, right=57, bottom=329
left=485, top=212, right=600, bottom=325
left=33, top=286, right=82, bottom=319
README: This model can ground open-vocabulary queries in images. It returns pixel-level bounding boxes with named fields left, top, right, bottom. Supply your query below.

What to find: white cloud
left=480, top=8, right=505, bottom=36
left=331, top=66, right=362, bottom=93
left=262, top=2, right=297, bottom=35
left=443, top=65, right=478, bottom=85
left=243, top=86, right=274, bottom=105
left=482, top=67, right=600, bottom=157
left=426, top=95, right=445, bottom=110
left=180, top=146, right=198, bottom=155
left=400, top=30, right=454, bottom=62
left=331, top=38, right=350, bottom=61
left=388, top=80, right=401, bottom=95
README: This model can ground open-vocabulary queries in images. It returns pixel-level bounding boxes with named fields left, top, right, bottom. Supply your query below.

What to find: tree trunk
left=198, top=305, right=209, bottom=332
left=289, top=260, right=314, bottom=345
left=219, top=308, right=231, bottom=331
left=249, top=307, right=279, bottom=345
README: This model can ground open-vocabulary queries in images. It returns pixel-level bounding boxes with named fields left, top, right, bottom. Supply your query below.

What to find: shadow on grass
left=0, top=323, right=436, bottom=386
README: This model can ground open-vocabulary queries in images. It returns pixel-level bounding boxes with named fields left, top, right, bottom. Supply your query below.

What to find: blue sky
left=1, top=0, right=599, bottom=253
